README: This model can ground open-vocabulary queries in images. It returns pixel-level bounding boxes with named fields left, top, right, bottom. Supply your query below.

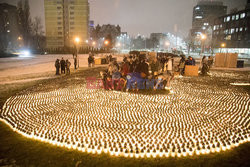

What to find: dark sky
left=1, top=0, right=247, bottom=37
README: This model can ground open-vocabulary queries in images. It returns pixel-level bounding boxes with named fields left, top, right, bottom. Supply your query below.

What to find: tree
left=17, top=0, right=32, bottom=48
left=31, top=16, right=44, bottom=50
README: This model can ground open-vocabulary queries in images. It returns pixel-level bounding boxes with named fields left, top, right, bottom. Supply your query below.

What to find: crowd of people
left=99, top=53, right=214, bottom=92
left=100, top=53, right=177, bottom=92
left=54, top=53, right=214, bottom=91
left=55, top=57, right=71, bottom=75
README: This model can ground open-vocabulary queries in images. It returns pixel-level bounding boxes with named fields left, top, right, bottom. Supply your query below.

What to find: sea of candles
left=0, top=80, right=249, bottom=158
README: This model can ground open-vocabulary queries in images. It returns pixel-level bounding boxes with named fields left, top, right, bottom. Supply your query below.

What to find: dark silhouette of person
left=60, top=57, right=66, bottom=74
left=55, top=59, right=60, bottom=75
left=66, top=59, right=71, bottom=74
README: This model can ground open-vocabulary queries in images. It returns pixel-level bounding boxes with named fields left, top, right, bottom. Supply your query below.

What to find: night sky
left=1, top=0, right=247, bottom=37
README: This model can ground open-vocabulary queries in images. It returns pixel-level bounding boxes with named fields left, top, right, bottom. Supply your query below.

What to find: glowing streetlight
left=75, top=37, right=80, bottom=44
left=201, top=34, right=207, bottom=40
left=200, top=33, right=207, bottom=55
left=104, top=40, right=109, bottom=46
left=17, top=36, right=22, bottom=40
left=221, top=43, right=226, bottom=48
left=165, top=41, right=170, bottom=46
left=74, top=37, right=80, bottom=69
left=92, top=41, right=96, bottom=46
left=117, top=43, right=121, bottom=47
left=220, top=43, right=226, bottom=53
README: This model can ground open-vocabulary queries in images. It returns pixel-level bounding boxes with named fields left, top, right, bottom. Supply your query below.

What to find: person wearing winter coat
left=66, top=59, right=71, bottom=75
left=60, top=57, right=66, bottom=74
left=55, top=59, right=60, bottom=75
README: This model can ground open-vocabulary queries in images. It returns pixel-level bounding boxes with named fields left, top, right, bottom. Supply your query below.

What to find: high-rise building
left=212, top=0, right=250, bottom=49
left=44, top=0, right=89, bottom=49
left=191, top=1, right=227, bottom=36
left=0, top=3, right=21, bottom=51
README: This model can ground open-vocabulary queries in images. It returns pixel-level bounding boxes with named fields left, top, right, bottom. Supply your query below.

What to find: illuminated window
left=195, top=16, right=202, bottom=19
left=245, top=27, right=248, bottom=31
left=232, top=15, right=235, bottom=20
left=213, top=26, right=216, bottom=30
left=239, top=27, right=243, bottom=31
left=236, top=28, right=238, bottom=32
left=195, top=6, right=200, bottom=10
left=236, top=14, right=239, bottom=20
left=224, top=17, right=227, bottom=22
left=204, top=23, right=209, bottom=26
left=231, top=28, right=235, bottom=34
left=7, top=30, right=10, bottom=33
left=227, top=16, right=230, bottom=22
left=240, top=13, right=246, bottom=19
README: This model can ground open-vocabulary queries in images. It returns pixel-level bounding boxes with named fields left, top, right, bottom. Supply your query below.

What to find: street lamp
left=104, top=40, right=109, bottom=46
left=74, top=37, right=80, bottom=69
left=201, top=34, right=207, bottom=40
left=200, top=33, right=207, bottom=55
left=220, top=43, right=226, bottom=53
left=117, top=43, right=121, bottom=47
left=75, top=37, right=80, bottom=44
left=17, top=36, right=23, bottom=48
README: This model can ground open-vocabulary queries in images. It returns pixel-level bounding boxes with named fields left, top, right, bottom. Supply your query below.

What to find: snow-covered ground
left=0, top=54, right=248, bottom=85
left=0, top=54, right=80, bottom=84
left=0, top=54, right=86, bottom=73
left=0, top=54, right=125, bottom=85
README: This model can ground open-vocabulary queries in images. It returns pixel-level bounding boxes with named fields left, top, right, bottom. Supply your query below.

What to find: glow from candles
left=0, top=81, right=249, bottom=158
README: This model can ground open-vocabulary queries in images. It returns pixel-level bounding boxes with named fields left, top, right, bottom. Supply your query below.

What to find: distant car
left=41, top=51, right=48, bottom=55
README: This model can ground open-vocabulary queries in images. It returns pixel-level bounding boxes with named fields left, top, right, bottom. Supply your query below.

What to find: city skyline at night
left=1, top=0, right=247, bottom=37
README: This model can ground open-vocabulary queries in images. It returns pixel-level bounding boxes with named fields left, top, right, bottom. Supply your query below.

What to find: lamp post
left=200, top=33, right=207, bottom=55
left=17, top=36, right=23, bottom=48
left=104, top=40, right=109, bottom=46
left=220, top=43, right=226, bottom=53
left=74, top=37, right=80, bottom=69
